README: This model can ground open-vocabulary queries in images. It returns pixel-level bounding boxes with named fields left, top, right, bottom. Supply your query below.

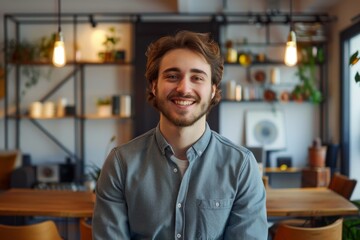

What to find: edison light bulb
left=284, top=30, right=297, bottom=67
left=53, top=32, right=66, bottom=67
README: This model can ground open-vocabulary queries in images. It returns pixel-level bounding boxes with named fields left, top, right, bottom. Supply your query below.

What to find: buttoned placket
left=173, top=149, right=198, bottom=240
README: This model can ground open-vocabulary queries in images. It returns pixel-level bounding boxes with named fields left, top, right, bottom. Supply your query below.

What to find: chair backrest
left=328, top=173, right=357, bottom=199
left=80, top=218, right=92, bottom=240
left=274, top=218, right=343, bottom=240
left=0, top=220, right=62, bottom=240
left=0, top=151, right=18, bottom=190
left=262, top=176, right=269, bottom=189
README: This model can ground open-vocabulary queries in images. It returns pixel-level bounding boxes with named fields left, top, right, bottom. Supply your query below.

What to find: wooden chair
left=274, top=218, right=343, bottom=240
left=328, top=172, right=357, bottom=199
left=0, top=220, right=62, bottom=240
left=80, top=218, right=92, bottom=240
left=0, top=151, right=18, bottom=190
left=262, top=175, right=269, bottom=189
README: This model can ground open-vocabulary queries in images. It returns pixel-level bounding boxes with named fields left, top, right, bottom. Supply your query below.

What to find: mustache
left=167, top=91, right=200, bottom=101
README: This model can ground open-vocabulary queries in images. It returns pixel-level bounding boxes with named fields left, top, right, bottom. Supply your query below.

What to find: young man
left=92, top=30, right=268, bottom=239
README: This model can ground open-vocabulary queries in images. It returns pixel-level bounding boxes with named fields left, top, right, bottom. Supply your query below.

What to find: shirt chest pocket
left=196, top=199, right=233, bottom=240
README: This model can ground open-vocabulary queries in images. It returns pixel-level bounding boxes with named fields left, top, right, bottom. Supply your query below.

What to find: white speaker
left=245, top=110, right=286, bottom=150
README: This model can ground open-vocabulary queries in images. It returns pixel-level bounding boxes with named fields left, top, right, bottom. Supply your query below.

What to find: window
left=340, top=19, right=360, bottom=199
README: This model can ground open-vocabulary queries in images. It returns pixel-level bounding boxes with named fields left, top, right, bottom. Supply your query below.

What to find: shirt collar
left=155, top=123, right=212, bottom=159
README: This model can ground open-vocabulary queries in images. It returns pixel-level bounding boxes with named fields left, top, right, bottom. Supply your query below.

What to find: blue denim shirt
left=93, top=123, right=268, bottom=240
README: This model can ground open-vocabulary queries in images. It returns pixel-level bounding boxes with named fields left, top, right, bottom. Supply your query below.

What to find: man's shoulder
left=117, top=128, right=156, bottom=151
left=210, top=130, right=255, bottom=159
left=210, top=130, right=248, bottom=152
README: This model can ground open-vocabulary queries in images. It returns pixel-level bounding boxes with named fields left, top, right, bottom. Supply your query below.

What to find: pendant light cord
left=57, top=0, right=61, bottom=33
left=289, top=0, right=293, bottom=31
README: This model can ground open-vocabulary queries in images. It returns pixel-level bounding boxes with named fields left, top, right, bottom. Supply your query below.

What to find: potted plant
left=291, top=46, right=323, bottom=104
left=98, top=27, right=121, bottom=62
left=8, top=39, right=37, bottom=63
left=83, top=163, right=101, bottom=192
left=38, top=33, right=56, bottom=62
left=96, top=97, right=112, bottom=117
left=7, top=35, right=55, bottom=95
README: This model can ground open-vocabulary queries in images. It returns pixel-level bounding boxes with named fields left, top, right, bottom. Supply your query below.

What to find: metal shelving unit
left=3, top=13, right=136, bottom=181
left=2, top=11, right=335, bottom=180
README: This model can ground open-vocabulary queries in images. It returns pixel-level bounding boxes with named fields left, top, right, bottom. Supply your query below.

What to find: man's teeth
left=175, top=100, right=193, bottom=106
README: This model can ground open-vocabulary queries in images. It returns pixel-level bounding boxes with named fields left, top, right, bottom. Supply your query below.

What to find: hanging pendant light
left=284, top=0, right=297, bottom=66
left=52, top=0, right=66, bottom=67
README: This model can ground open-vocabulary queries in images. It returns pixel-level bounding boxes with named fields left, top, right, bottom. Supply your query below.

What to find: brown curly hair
left=145, top=30, right=223, bottom=110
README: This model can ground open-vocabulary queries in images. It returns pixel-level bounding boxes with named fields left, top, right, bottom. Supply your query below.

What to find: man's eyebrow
left=162, top=67, right=180, bottom=73
left=190, top=68, right=208, bottom=76
left=162, top=67, right=208, bottom=76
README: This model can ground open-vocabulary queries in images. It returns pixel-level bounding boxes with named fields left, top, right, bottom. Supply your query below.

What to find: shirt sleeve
left=223, top=151, right=268, bottom=240
left=92, top=148, right=131, bottom=240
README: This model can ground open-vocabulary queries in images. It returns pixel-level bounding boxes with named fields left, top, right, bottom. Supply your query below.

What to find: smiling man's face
left=153, top=48, right=215, bottom=127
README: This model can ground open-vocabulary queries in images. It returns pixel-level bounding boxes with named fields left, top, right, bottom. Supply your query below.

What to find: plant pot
left=97, top=105, right=111, bottom=117
left=308, top=146, right=327, bottom=168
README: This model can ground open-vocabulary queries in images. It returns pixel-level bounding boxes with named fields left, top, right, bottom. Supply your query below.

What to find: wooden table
left=0, top=188, right=94, bottom=218
left=1, top=188, right=358, bottom=221
left=266, top=187, right=359, bottom=217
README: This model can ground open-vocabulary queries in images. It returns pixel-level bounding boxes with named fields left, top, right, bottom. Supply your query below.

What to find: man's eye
left=165, top=74, right=179, bottom=81
left=192, top=76, right=204, bottom=81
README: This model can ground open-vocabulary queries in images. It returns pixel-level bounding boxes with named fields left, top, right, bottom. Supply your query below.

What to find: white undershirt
left=170, top=155, right=189, bottom=177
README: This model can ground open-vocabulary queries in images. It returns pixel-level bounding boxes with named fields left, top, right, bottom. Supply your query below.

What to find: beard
left=156, top=91, right=212, bottom=127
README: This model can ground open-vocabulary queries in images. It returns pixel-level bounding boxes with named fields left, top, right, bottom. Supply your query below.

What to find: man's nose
left=176, top=78, right=191, bottom=93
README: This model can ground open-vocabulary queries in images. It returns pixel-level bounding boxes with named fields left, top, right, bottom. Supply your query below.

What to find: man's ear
left=211, top=85, right=216, bottom=99
left=151, top=83, right=157, bottom=96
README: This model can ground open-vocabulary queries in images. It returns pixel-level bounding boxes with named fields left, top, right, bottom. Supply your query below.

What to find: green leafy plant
left=102, top=26, right=120, bottom=52
left=38, top=33, right=56, bottom=62
left=8, top=39, right=37, bottom=63
left=6, top=35, right=55, bottom=94
left=342, top=200, right=360, bottom=240
left=349, top=51, right=360, bottom=83
left=96, top=97, right=111, bottom=106
left=291, top=46, right=323, bottom=104
left=98, top=27, right=121, bottom=62
left=85, top=163, right=102, bottom=182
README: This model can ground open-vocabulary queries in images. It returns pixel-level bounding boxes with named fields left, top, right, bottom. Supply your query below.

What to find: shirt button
left=215, top=202, right=220, bottom=207
left=177, top=203, right=182, bottom=208
left=176, top=233, right=181, bottom=238
left=173, top=168, right=178, bottom=173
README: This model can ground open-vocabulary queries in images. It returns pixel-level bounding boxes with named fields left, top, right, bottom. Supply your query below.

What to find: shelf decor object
left=96, top=97, right=112, bottom=117
left=284, top=0, right=298, bottom=66
left=245, top=110, right=286, bottom=151
left=308, top=137, right=327, bottom=168
left=52, top=0, right=66, bottom=67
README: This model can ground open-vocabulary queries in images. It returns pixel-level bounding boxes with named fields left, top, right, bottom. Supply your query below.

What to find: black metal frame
left=3, top=13, right=138, bottom=182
